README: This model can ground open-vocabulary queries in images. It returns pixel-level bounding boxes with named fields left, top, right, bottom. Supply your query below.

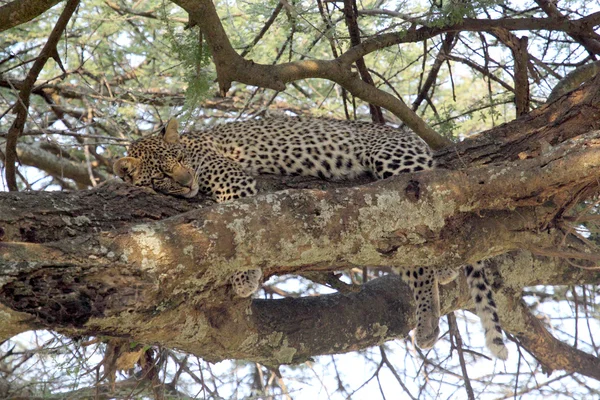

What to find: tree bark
left=1, top=73, right=600, bottom=372
left=0, top=0, right=63, bottom=33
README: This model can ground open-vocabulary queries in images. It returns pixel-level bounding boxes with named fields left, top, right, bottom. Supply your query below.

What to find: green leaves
left=161, top=3, right=214, bottom=113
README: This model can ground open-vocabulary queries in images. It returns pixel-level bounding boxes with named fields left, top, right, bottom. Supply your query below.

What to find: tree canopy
left=0, top=0, right=599, bottom=398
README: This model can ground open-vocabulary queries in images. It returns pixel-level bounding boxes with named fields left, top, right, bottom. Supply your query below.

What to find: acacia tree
left=0, top=0, right=599, bottom=398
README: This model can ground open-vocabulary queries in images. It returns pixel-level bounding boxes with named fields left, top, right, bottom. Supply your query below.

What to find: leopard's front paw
left=436, top=267, right=460, bottom=285
left=231, top=269, right=262, bottom=297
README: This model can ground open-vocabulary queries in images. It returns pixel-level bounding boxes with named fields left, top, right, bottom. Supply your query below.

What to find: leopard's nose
left=173, top=165, right=194, bottom=187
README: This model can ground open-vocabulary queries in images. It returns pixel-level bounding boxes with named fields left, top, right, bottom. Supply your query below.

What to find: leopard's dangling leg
left=397, top=266, right=441, bottom=349
left=231, top=269, right=263, bottom=298
left=465, top=261, right=509, bottom=360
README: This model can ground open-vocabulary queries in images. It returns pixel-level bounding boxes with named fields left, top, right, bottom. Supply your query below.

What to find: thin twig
left=379, top=346, right=417, bottom=400
left=447, top=313, right=475, bottom=400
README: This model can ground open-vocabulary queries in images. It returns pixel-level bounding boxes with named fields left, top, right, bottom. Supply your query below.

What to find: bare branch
left=447, top=313, right=475, bottom=400
left=240, top=1, right=284, bottom=58
left=15, top=142, right=110, bottom=187
left=343, top=0, right=384, bottom=123
left=4, top=0, right=80, bottom=191
left=510, top=296, right=600, bottom=380
left=492, top=29, right=530, bottom=116
left=412, top=33, right=457, bottom=111
left=535, top=0, right=600, bottom=55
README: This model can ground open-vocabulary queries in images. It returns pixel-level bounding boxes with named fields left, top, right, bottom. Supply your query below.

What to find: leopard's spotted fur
left=114, top=116, right=508, bottom=359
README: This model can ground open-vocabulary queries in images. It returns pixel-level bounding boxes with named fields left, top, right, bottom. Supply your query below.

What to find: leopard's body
left=114, top=116, right=508, bottom=360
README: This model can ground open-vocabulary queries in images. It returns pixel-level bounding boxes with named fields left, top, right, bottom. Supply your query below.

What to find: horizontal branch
left=339, top=12, right=600, bottom=64
left=0, top=78, right=309, bottom=117
left=1, top=249, right=598, bottom=365
left=15, top=142, right=110, bottom=187
left=0, top=137, right=598, bottom=365
left=0, top=77, right=186, bottom=107
left=2, top=133, right=598, bottom=283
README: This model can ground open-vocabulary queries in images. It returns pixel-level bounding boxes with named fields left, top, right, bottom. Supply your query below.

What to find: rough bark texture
left=436, top=74, right=600, bottom=168
left=0, top=0, right=63, bottom=33
left=0, top=74, right=599, bottom=375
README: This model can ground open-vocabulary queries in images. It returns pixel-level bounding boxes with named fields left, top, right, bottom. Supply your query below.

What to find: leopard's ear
left=162, top=119, right=180, bottom=144
left=113, top=157, right=141, bottom=178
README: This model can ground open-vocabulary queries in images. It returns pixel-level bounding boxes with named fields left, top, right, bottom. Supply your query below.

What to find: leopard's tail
left=465, top=261, right=508, bottom=360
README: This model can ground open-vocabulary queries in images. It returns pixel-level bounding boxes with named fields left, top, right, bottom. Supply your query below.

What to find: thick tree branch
left=2, top=134, right=598, bottom=287
left=0, top=0, right=62, bottom=32
left=509, top=296, right=600, bottom=380
left=0, top=248, right=597, bottom=365
left=436, top=73, right=600, bottom=168
left=0, top=133, right=597, bottom=286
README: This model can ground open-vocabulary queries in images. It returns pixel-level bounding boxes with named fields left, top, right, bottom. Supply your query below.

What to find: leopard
left=114, top=116, right=508, bottom=360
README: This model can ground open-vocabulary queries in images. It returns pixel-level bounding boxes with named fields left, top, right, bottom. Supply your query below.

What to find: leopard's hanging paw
left=231, top=269, right=263, bottom=298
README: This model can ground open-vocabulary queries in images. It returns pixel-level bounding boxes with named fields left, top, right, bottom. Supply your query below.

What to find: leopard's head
left=113, top=119, right=199, bottom=198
